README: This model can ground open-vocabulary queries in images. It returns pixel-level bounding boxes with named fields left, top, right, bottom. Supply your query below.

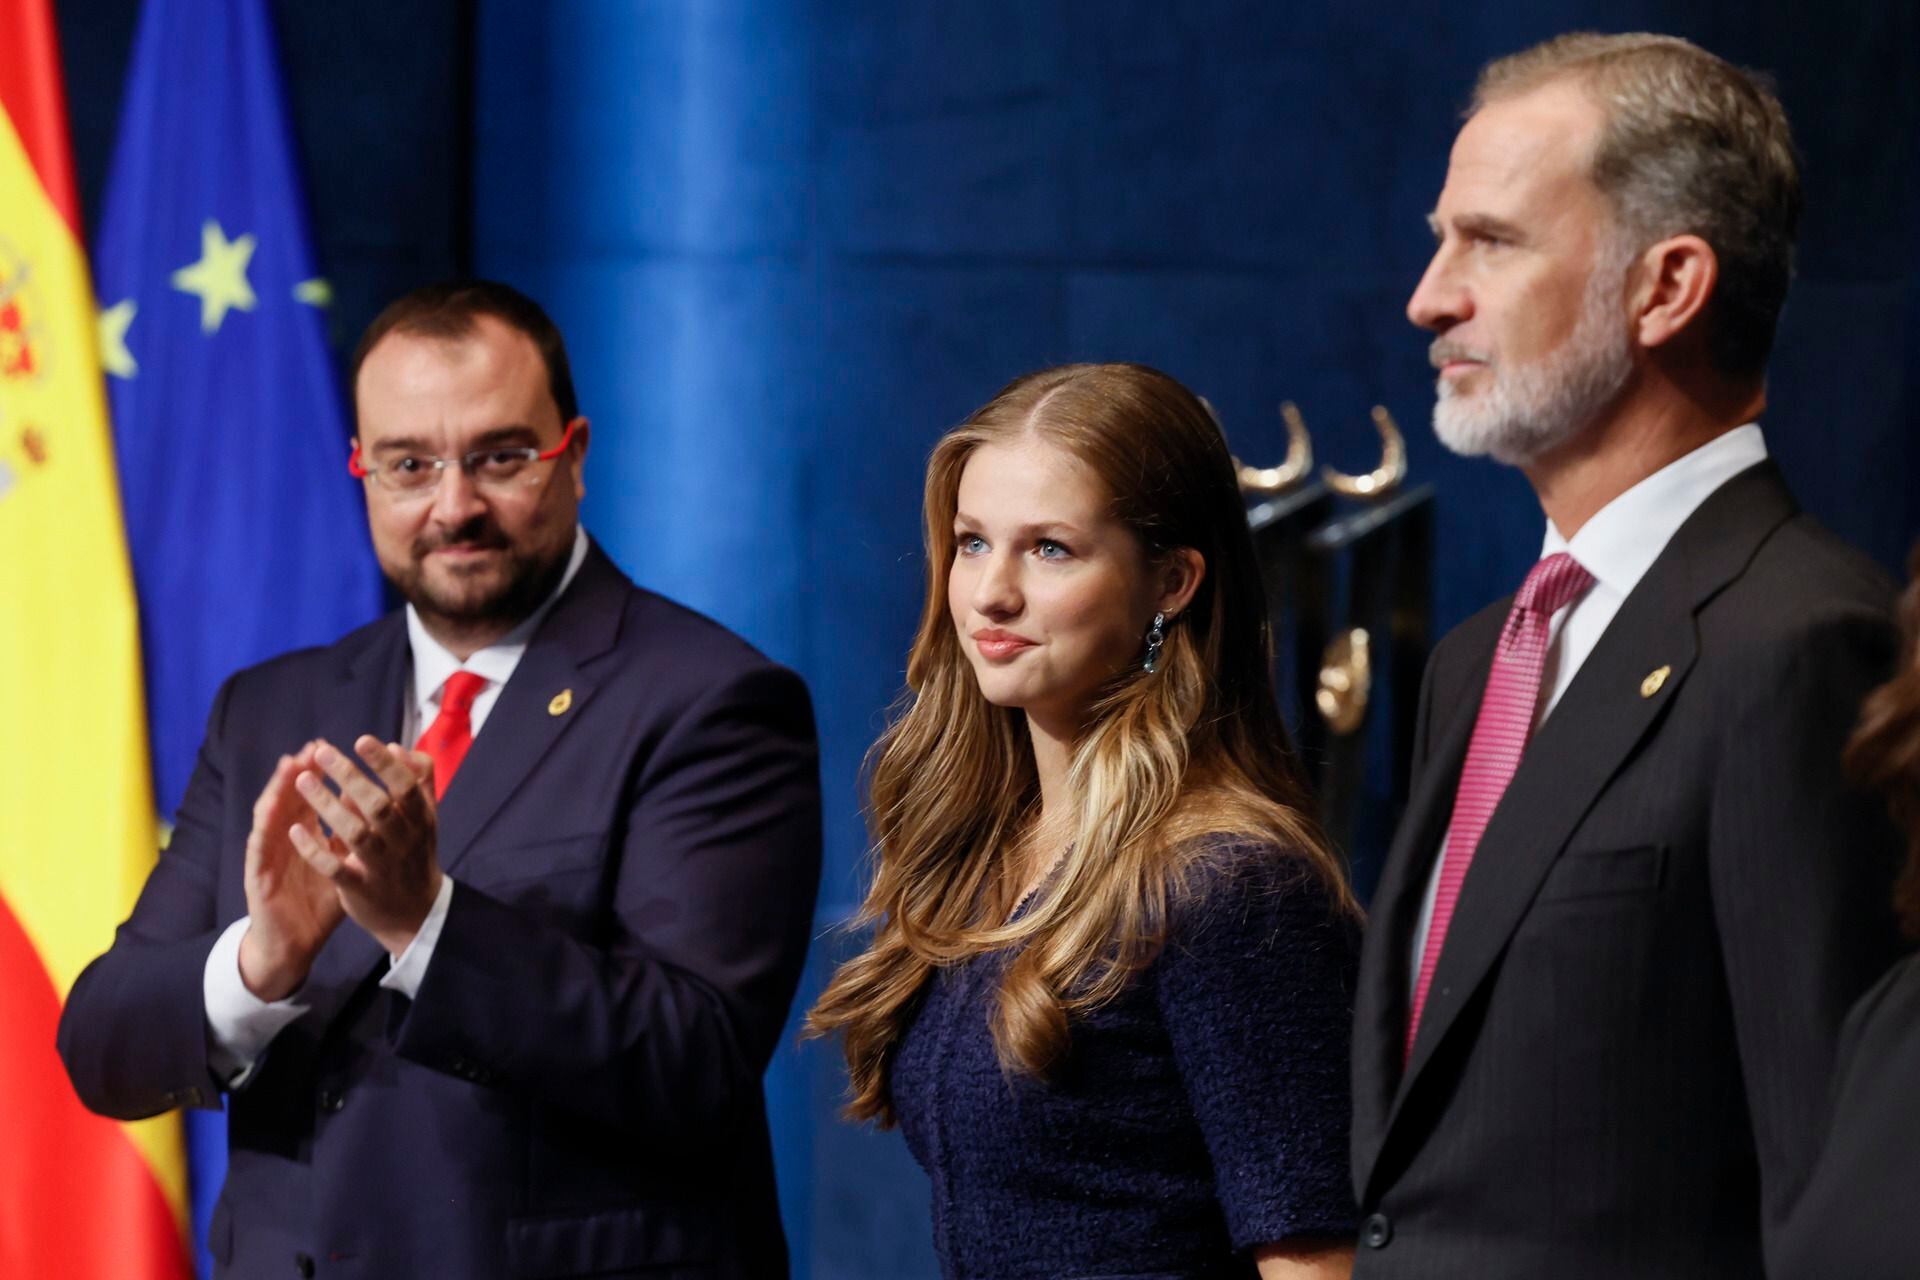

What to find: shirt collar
left=1541, top=423, right=1768, bottom=598
left=406, top=525, right=592, bottom=705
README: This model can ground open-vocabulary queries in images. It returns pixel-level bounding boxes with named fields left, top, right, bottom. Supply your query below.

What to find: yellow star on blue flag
left=170, top=219, right=257, bottom=333
left=99, top=299, right=138, bottom=378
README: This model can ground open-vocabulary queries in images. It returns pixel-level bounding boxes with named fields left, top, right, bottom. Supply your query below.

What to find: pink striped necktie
left=1405, top=551, right=1595, bottom=1061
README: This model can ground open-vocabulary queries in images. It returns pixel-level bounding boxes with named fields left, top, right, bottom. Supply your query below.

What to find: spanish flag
left=0, top=0, right=191, bottom=1274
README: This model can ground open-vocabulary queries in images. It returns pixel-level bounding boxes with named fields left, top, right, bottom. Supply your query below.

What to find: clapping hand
left=290, top=736, right=443, bottom=959
left=238, top=743, right=347, bottom=1001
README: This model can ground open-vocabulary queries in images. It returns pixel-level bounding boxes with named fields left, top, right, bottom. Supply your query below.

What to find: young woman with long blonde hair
left=808, top=363, right=1361, bottom=1279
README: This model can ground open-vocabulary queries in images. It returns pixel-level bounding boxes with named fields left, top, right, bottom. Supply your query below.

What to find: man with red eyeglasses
left=60, top=281, right=823, bottom=1279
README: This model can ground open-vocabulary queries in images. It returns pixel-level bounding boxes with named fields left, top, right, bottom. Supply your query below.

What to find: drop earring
left=1143, top=611, right=1167, bottom=673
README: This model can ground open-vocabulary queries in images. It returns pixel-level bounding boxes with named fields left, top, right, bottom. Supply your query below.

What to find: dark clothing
left=1351, top=462, right=1905, bottom=1279
left=1777, top=949, right=1920, bottom=1279
left=58, top=544, right=823, bottom=1280
left=892, top=844, right=1360, bottom=1280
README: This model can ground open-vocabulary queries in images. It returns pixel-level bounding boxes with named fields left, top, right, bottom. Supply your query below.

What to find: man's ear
left=567, top=417, right=591, bottom=500
left=1157, top=547, right=1206, bottom=618
left=1632, top=234, right=1718, bottom=352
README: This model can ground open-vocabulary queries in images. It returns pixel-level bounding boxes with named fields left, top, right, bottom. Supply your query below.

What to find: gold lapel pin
left=1640, top=665, right=1672, bottom=699
left=548, top=689, right=573, bottom=717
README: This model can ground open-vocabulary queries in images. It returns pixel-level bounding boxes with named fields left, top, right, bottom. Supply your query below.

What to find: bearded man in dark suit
left=59, top=281, right=821, bottom=1279
left=1350, top=33, right=1904, bottom=1279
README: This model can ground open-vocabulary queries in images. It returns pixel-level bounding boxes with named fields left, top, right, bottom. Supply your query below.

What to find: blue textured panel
left=1770, top=281, right=1919, bottom=563
left=477, top=0, right=813, bottom=256
left=815, top=2, right=1073, bottom=260
left=476, top=254, right=818, bottom=663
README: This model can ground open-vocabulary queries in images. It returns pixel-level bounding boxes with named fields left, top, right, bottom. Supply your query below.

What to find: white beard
left=1432, top=247, right=1635, bottom=466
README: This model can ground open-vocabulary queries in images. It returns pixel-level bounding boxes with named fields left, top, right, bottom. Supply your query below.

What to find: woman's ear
left=1157, top=547, right=1206, bottom=618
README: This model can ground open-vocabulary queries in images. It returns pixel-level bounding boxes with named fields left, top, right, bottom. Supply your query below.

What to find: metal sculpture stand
left=1231, top=401, right=1434, bottom=900
left=1307, top=482, right=1433, bottom=893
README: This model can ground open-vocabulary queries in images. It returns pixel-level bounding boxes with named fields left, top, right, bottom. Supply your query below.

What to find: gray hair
left=1474, top=32, right=1801, bottom=380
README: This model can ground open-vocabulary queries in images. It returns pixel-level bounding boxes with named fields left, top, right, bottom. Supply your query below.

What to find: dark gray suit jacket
left=1351, top=462, right=1904, bottom=1278
left=59, top=542, right=823, bottom=1279
left=1775, top=948, right=1920, bottom=1278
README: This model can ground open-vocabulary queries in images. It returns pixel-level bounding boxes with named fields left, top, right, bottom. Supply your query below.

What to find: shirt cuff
left=380, top=874, right=455, bottom=1000
left=202, top=916, right=311, bottom=1087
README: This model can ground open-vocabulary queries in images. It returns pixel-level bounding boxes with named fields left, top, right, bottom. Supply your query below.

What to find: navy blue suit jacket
left=59, top=542, right=823, bottom=1280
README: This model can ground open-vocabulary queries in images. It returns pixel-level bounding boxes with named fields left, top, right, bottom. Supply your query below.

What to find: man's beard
left=391, top=514, right=572, bottom=633
left=1430, top=244, right=1636, bottom=466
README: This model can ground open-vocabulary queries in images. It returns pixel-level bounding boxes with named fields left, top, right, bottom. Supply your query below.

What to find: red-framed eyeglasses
left=350, top=418, right=583, bottom=496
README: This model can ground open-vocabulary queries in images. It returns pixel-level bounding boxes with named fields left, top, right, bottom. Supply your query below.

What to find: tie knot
left=1513, top=552, right=1595, bottom=619
left=439, top=670, right=488, bottom=717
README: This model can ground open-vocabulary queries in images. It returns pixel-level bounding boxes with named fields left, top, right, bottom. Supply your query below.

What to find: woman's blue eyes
left=954, top=535, right=1071, bottom=559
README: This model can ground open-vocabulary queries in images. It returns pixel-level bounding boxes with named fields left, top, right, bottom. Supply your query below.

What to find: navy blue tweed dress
left=890, top=841, right=1360, bottom=1280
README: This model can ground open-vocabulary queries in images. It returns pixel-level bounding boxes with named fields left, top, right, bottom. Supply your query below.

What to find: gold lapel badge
left=1640, top=665, right=1672, bottom=699
left=548, top=689, right=574, bottom=717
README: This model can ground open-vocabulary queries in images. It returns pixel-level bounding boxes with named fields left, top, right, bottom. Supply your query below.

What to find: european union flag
left=91, top=0, right=384, bottom=1271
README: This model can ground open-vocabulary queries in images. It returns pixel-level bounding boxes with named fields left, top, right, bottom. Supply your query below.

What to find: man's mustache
left=412, top=518, right=510, bottom=559
left=1430, top=340, right=1491, bottom=369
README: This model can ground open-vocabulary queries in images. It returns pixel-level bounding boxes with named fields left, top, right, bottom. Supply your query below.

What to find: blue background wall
left=61, top=3, right=1919, bottom=1277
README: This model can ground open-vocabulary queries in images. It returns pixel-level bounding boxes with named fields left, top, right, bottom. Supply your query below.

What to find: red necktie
left=1405, top=552, right=1595, bottom=1060
left=415, top=671, right=489, bottom=800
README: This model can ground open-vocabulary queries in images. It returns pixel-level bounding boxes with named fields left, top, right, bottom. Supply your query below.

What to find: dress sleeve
left=1154, top=843, right=1361, bottom=1248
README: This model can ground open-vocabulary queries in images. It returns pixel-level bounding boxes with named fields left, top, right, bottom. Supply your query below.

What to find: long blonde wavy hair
left=806, top=363, right=1357, bottom=1125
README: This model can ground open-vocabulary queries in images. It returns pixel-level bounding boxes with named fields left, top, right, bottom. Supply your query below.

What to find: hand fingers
left=407, top=750, right=440, bottom=822
left=288, top=820, right=347, bottom=879
left=295, top=768, right=368, bottom=846
left=289, top=820, right=372, bottom=894
left=313, top=739, right=393, bottom=829
left=252, top=754, right=299, bottom=828
left=355, top=735, right=422, bottom=802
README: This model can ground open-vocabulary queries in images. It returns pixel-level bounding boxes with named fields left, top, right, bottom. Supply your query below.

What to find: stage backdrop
left=60, top=3, right=1920, bottom=1279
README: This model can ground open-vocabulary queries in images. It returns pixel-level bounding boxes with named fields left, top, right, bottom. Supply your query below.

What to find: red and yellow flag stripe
left=0, top=0, right=189, bottom=1273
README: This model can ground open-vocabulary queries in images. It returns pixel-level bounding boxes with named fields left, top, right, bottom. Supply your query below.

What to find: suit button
left=294, top=1252, right=316, bottom=1277
left=1362, top=1212, right=1393, bottom=1248
left=317, top=1088, right=344, bottom=1114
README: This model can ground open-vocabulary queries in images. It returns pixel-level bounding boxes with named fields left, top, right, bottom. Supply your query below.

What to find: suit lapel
left=1351, top=611, right=1496, bottom=1187
left=434, top=544, right=626, bottom=876
left=1363, top=460, right=1798, bottom=1191
left=433, top=641, right=595, bottom=875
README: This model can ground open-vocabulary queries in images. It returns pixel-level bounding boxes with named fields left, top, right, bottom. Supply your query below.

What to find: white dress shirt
left=1406, top=426, right=1769, bottom=997
left=203, top=527, right=590, bottom=1083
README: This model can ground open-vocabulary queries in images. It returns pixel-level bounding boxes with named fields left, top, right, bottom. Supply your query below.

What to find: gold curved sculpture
left=1321, top=406, right=1407, bottom=500
left=1316, top=627, right=1373, bottom=735
left=1233, top=401, right=1314, bottom=495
